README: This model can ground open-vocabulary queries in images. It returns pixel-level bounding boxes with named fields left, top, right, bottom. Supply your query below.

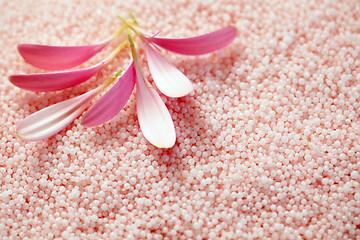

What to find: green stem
left=128, top=10, right=139, bottom=26
left=102, top=69, right=123, bottom=89
left=117, top=15, right=143, bottom=37
left=128, top=35, right=155, bottom=89
left=112, top=25, right=127, bottom=39
left=105, top=40, right=128, bottom=62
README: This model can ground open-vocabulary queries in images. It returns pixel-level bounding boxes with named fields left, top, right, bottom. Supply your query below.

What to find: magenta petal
left=145, top=27, right=237, bottom=55
left=81, top=62, right=136, bottom=127
left=9, top=63, right=103, bottom=92
left=18, top=38, right=111, bottom=71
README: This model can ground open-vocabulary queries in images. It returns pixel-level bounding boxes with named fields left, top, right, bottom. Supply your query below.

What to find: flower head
left=10, top=13, right=236, bottom=148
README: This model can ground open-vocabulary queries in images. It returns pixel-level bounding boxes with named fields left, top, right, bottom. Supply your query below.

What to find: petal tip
left=149, top=134, right=176, bottom=149
left=180, top=84, right=194, bottom=97
left=170, top=88, right=193, bottom=98
left=160, top=141, right=176, bottom=149
left=80, top=117, right=98, bottom=128
left=16, top=126, right=35, bottom=142
left=17, top=44, right=25, bottom=51
left=8, top=75, right=15, bottom=83
left=15, top=128, right=25, bottom=141
left=228, top=26, right=237, bottom=38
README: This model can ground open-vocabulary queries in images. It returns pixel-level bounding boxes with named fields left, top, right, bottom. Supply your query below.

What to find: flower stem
left=128, top=34, right=138, bottom=62
left=117, top=15, right=142, bottom=37
left=128, top=10, right=139, bottom=26
left=112, top=25, right=127, bottom=39
left=102, top=69, right=123, bottom=89
left=105, top=40, right=128, bottom=62
left=128, top=35, right=156, bottom=89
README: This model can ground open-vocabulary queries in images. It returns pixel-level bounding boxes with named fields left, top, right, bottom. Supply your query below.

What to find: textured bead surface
left=1, top=0, right=359, bottom=239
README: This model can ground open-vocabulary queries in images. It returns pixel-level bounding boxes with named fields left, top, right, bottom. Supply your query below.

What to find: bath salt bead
left=69, top=188, right=80, bottom=199
left=354, top=193, right=360, bottom=201
left=269, top=39, right=277, bottom=48
left=304, top=128, right=311, bottom=136
left=350, top=171, right=359, bottom=180
left=330, top=130, right=339, bottom=139
left=298, top=78, right=305, bottom=85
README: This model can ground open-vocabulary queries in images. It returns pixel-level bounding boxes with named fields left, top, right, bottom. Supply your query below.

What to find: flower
left=11, top=13, right=236, bottom=148
left=82, top=23, right=237, bottom=147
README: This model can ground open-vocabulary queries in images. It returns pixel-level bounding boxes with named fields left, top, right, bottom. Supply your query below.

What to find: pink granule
left=1, top=0, right=359, bottom=239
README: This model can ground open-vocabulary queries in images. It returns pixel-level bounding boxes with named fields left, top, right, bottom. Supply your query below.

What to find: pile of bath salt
left=0, top=0, right=359, bottom=239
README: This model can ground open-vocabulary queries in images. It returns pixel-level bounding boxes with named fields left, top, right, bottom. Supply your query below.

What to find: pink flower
left=82, top=23, right=237, bottom=147
left=12, top=13, right=236, bottom=148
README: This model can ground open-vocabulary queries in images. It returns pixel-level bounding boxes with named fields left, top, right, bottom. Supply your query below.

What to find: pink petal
left=81, top=62, right=136, bottom=127
left=18, top=38, right=111, bottom=71
left=145, top=45, right=193, bottom=98
left=135, top=61, right=176, bottom=148
left=145, top=27, right=237, bottom=55
left=9, top=63, right=103, bottom=92
left=17, top=87, right=102, bottom=141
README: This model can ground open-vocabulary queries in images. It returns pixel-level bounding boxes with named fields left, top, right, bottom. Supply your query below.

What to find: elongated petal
left=135, top=62, right=176, bottom=148
left=18, top=38, right=111, bottom=71
left=145, top=45, right=193, bottom=98
left=17, top=87, right=102, bottom=141
left=145, top=27, right=237, bottom=55
left=82, top=62, right=136, bottom=127
left=9, top=63, right=103, bottom=92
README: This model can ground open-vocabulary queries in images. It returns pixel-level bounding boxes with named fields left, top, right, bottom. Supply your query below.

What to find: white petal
left=135, top=62, right=176, bottom=148
left=145, top=45, right=193, bottom=98
left=17, top=87, right=101, bottom=141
